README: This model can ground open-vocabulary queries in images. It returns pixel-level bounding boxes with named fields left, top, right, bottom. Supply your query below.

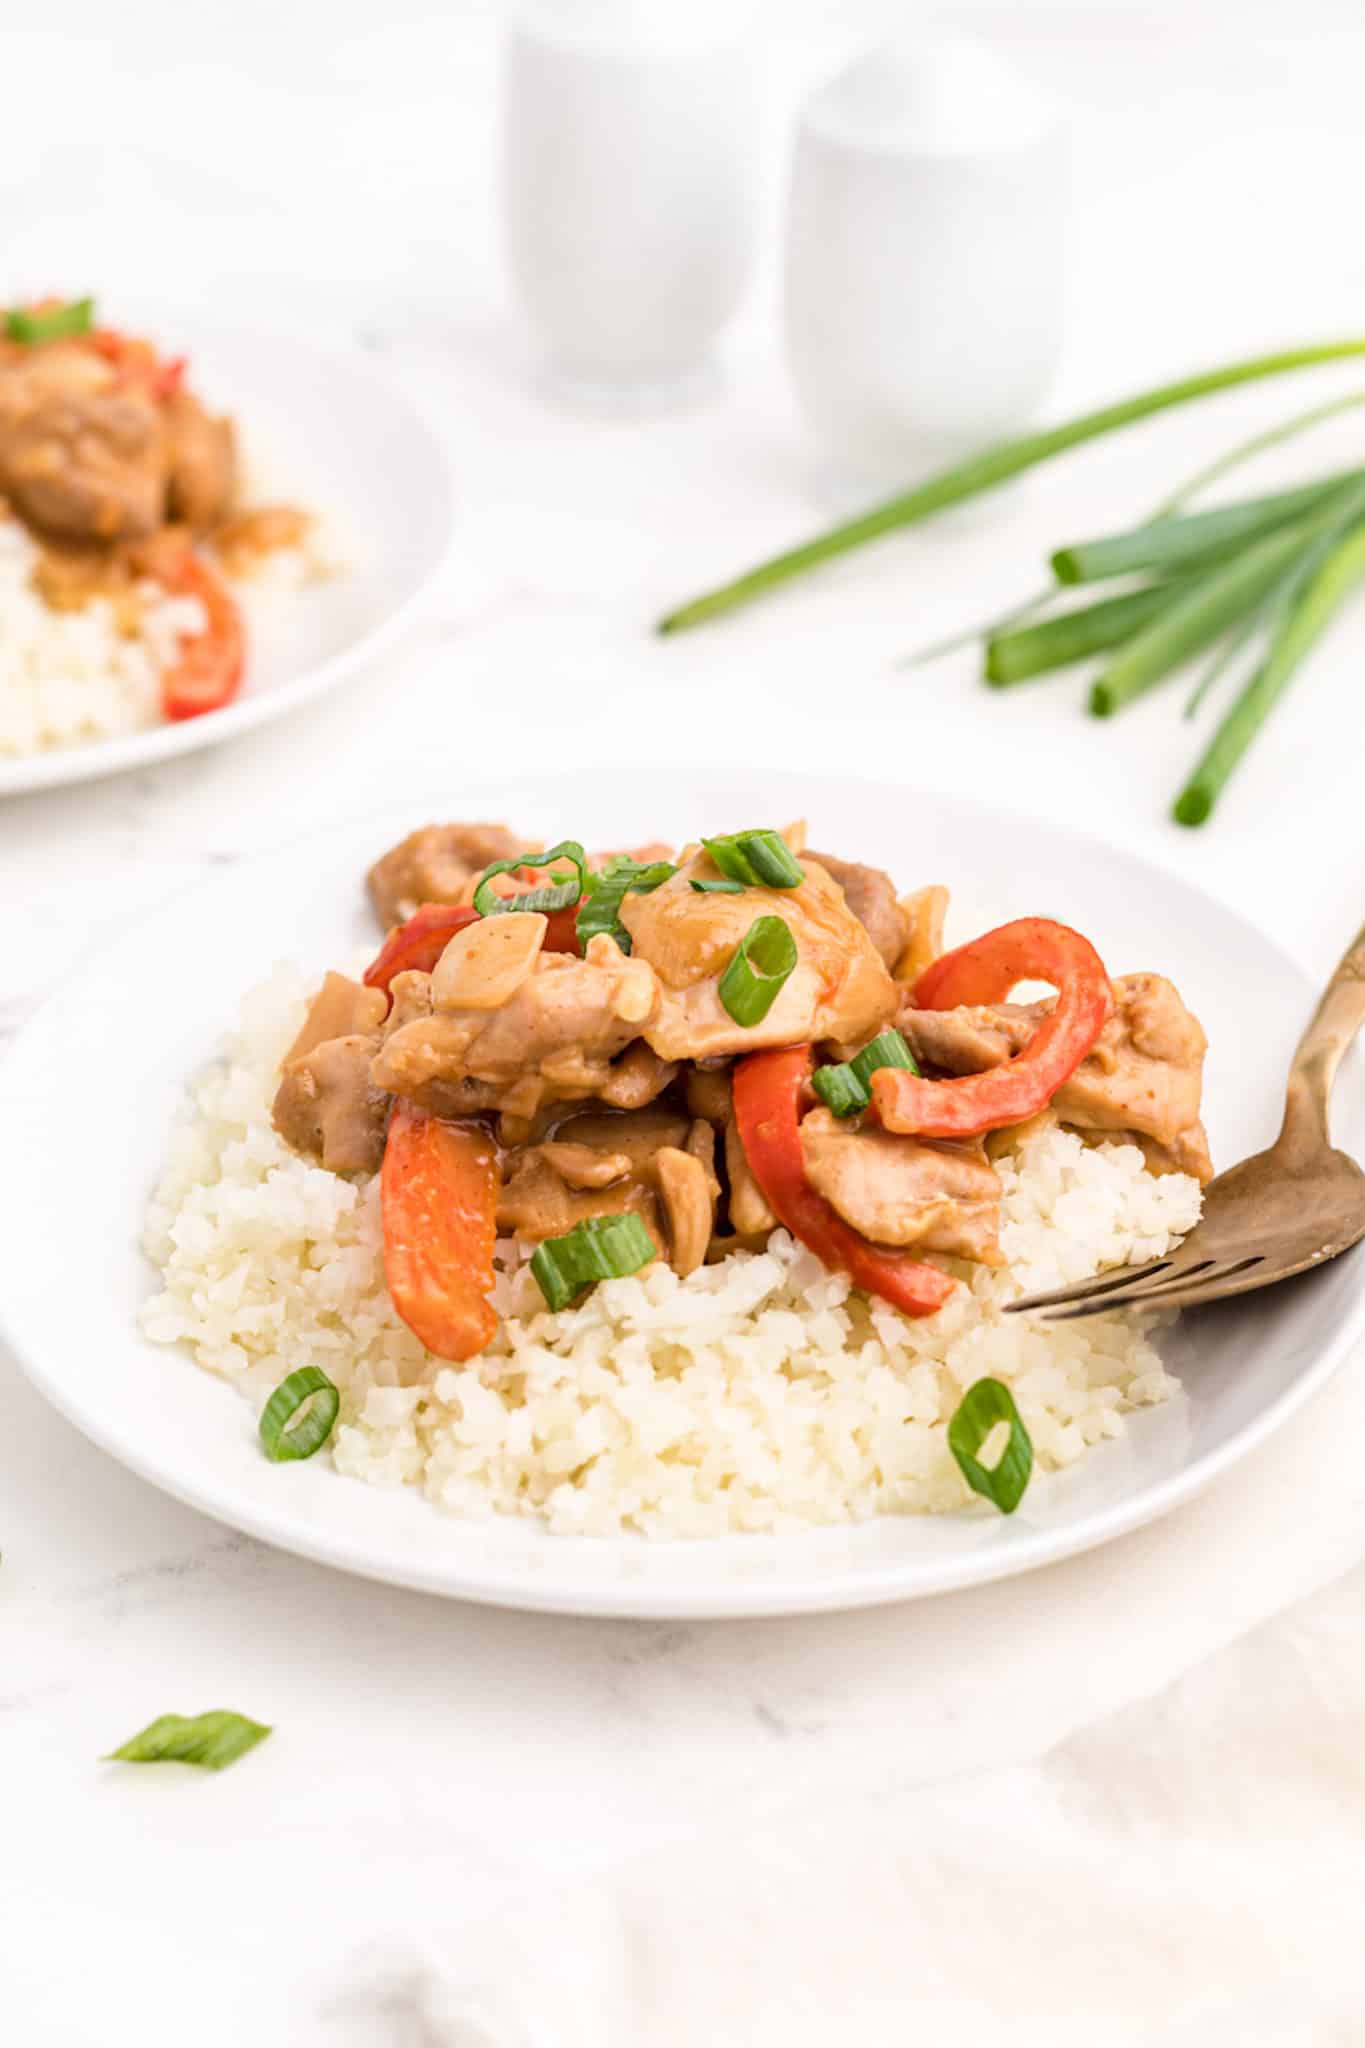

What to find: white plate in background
left=1, top=772, right=1361, bottom=1616
left=0, top=312, right=454, bottom=796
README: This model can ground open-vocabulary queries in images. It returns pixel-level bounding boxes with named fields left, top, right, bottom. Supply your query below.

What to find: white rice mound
left=0, top=518, right=207, bottom=756
left=140, top=967, right=1203, bottom=1538
left=0, top=493, right=338, bottom=760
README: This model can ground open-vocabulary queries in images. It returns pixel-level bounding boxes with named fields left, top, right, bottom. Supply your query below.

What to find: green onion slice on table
left=531, top=1213, right=657, bottom=1312
left=473, top=840, right=589, bottom=918
left=1050, top=469, right=1365, bottom=586
left=701, top=829, right=804, bottom=889
left=5, top=296, right=95, bottom=344
left=259, top=1366, right=340, bottom=1463
left=106, top=1710, right=272, bottom=1771
left=947, top=1379, right=1034, bottom=1514
left=718, top=915, right=798, bottom=1026
left=811, top=1030, right=920, bottom=1117
left=575, top=856, right=676, bottom=952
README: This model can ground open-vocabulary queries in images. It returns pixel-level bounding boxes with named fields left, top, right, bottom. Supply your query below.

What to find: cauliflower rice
left=140, top=966, right=1203, bottom=1537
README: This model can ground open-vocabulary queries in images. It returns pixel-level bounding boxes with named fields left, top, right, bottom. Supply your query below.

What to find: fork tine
left=1003, top=1258, right=1172, bottom=1314
left=1034, top=1255, right=1266, bottom=1322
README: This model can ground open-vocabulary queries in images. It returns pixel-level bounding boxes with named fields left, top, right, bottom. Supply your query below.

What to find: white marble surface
left=6, top=3, right=1365, bottom=2041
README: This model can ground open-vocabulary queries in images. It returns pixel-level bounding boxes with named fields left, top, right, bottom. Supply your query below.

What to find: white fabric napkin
left=332, top=1354, right=1365, bottom=2048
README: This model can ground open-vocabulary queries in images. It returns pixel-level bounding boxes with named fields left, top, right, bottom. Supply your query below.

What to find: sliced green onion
left=1088, top=518, right=1323, bottom=718
left=106, top=1709, right=271, bottom=1771
left=1052, top=471, right=1363, bottom=586
left=948, top=1379, right=1033, bottom=1514
left=811, top=1029, right=920, bottom=1116
left=5, top=295, right=95, bottom=344
left=897, top=584, right=1056, bottom=669
left=701, top=829, right=804, bottom=889
left=690, top=878, right=745, bottom=894
left=531, top=1212, right=657, bottom=1312
left=575, top=857, right=676, bottom=952
left=717, top=915, right=798, bottom=1026
left=1174, top=511, right=1365, bottom=826
left=473, top=839, right=588, bottom=918
left=259, top=1366, right=339, bottom=1463
left=657, top=339, right=1365, bottom=634
left=985, top=583, right=1178, bottom=687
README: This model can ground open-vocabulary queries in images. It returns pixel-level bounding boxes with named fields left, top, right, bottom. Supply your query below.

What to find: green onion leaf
left=1174, top=507, right=1365, bottom=826
left=106, top=1709, right=271, bottom=1771
left=985, top=583, right=1179, bottom=687
left=717, top=915, right=798, bottom=1026
left=473, top=840, right=588, bottom=918
left=1051, top=471, right=1363, bottom=586
left=658, top=339, right=1365, bottom=633
left=575, top=857, right=676, bottom=953
left=259, top=1366, right=340, bottom=1463
left=811, top=1029, right=920, bottom=1116
left=690, top=878, right=745, bottom=894
left=531, top=1212, right=657, bottom=1312
left=701, top=830, right=804, bottom=889
left=948, top=1379, right=1033, bottom=1514
left=5, top=296, right=95, bottom=344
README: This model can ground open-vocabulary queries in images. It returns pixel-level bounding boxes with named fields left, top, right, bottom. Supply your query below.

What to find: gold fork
left=1005, top=917, right=1365, bottom=1322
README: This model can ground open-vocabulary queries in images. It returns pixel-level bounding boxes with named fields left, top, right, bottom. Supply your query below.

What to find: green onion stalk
left=658, top=341, right=1365, bottom=634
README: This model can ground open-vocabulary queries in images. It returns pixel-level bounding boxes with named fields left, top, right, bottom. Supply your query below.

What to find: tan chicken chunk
left=367, top=822, right=528, bottom=929
left=0, top=344, right=166, bottom=540
left=164, top=388, right=237, bottom=531
left=618, top=849, right=895, bottom=1062
left=497, top=1106, right=720, bottom=1275
left=804, top=849, right=908, bottom=971
left=800, top=1110, right=1003, bottom=1264
left=900, top=972, right=1213, bottom=1182
left=272, top=973, right=391, bottom=1174
left=372, top=932, right=662, bottom=1122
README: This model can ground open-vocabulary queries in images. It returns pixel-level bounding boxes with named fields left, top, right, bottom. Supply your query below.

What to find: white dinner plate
left=2, top=771, right=1362, bottom=1617
left=0, top=310, right=454, bottom=797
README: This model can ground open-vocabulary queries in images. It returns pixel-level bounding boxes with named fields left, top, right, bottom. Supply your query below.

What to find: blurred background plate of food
left=0, top=298, right=455, bottom=796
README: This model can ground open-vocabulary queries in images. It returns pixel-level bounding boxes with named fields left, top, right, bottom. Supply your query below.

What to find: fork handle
left=1280, top=917, right=1365, bottom=1152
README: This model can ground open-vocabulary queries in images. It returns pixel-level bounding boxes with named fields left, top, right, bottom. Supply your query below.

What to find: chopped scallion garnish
left=690, top=878, right=745, bottom=894
left=258, top=1366, right=339, bottom=1462
left=717, top=914, right=798, bottom=1026
left=947, top=1378, right=1033, bottom=1514
left=701, top=829, right=803, bottom=889
left=811, top=1029, right=919, bottom=1116
left=106, top=1710, right=271, bottom=1771
left=531, top=1212, right=657, bottom=1312
left=5, top=295, right=95, bottom=344
left=473, top=840, right=588, bottom=918
left=575, top=856, right=676, bottom=952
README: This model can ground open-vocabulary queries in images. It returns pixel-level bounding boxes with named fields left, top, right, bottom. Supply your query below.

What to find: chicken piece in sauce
left=272, top=973, right=391, bottom=1174
left=0, top=343, right=166, bottom=541
left=803, top=850, right=908, bottom=972
left=163, top=388, right=237, bottom=531
left=901, top=972, right=1213, bottom=1182
left=799, top=1111, right=1004, bottom=1265
left=499, top=1106, right=720, bottom=1276
left=372, top=918, right=665, bottom=1123
left=619, top=848, right=895, bottom=1061
left=367, top=823, right=529, bottom=930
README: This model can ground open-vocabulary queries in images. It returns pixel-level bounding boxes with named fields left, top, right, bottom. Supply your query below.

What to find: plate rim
left=0, top=315, right=456, bottom=798
left=1, top=771, right=1361, bottom=1618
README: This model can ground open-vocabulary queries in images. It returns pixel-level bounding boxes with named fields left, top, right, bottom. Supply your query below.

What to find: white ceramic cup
left=783, top=33, right=1067, bottom=493
left=502, top=0, right=759, bottom=411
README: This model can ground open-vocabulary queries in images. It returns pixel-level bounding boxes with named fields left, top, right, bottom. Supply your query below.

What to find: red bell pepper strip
left=733, top=1047, right=956, bottom=1318
left=363, top=899, right=583, bottom=1001
left=874, top=917, right=1110, bottom=1140
left=381, top=1105, right=500, bottom=1362
left=149, top=549, right=246, bottom=721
